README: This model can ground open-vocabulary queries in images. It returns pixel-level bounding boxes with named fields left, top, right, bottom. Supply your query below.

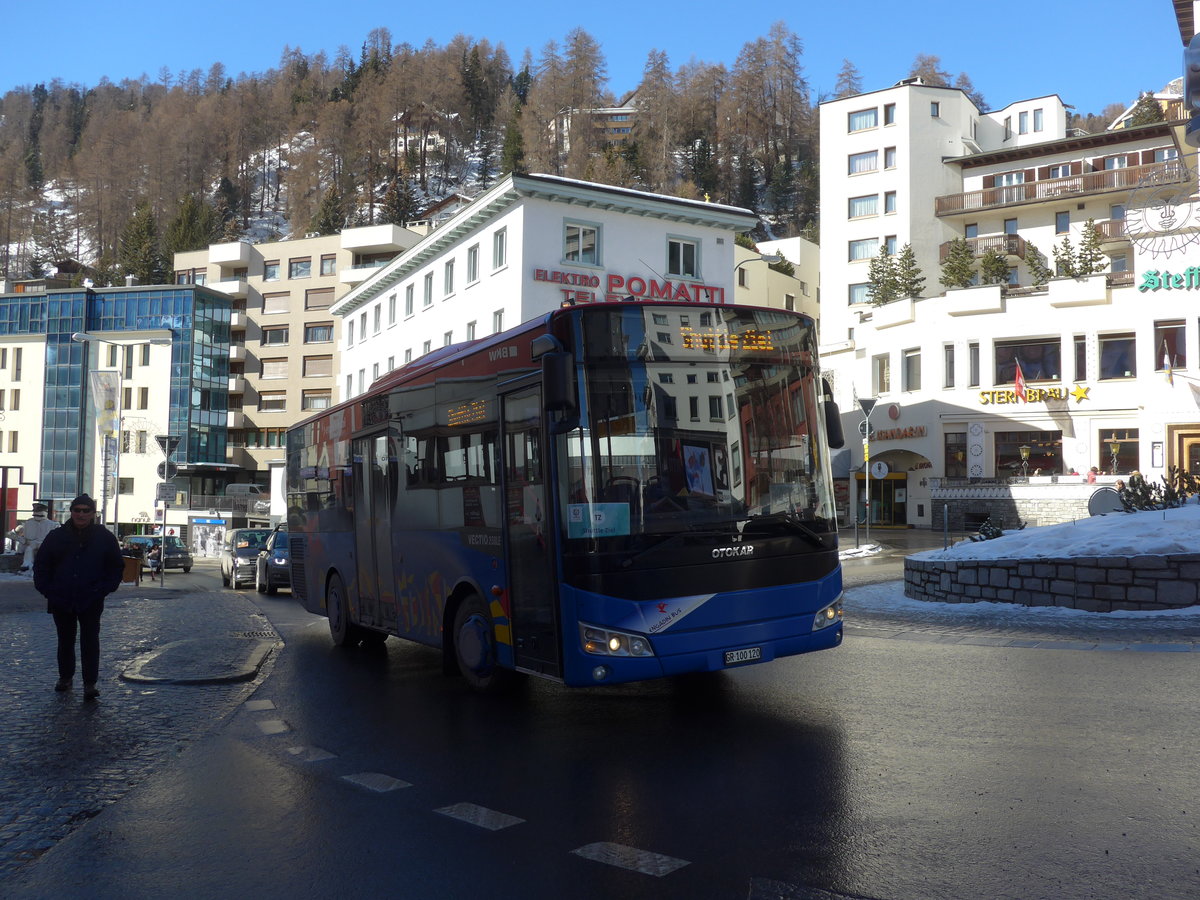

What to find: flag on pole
left=1163, top=340, right=1175, bottom=385
left=1014, top=359, right=1027, bottom=403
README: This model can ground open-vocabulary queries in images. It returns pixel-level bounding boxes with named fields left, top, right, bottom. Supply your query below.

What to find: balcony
left=228, top=410, right=245, bottom=429
left=228, top=376, right=246, bottom=394
left=211, top=277, right=248, bottom=299
left=230, top=310, right=247, bottom=330
left=1096, top=220, right=1127, bottom=243
left=340, top=224, right=414, bottom=255
left=340, top=262, right=390, bottom=286
left=939, top=234, right=1027, bottom=263
left=935, top=160, right=1189, bottom=217
left=229, top=345, right=246, bottom=362
left=209, top=241, right=253, bottom=269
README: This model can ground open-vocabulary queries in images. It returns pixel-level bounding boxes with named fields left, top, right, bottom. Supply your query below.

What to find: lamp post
left=858, top=397, right=877, bottom=544
left=733, top=252, right=785, bottom=298
left=1108, top=435, right=1121, bottom=476
left=72, top=332, right=171, bottom=537
left=1019, top=444, right=1031, bottom=479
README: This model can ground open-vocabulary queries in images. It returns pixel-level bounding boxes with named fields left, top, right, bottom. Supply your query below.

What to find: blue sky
left=1, top=1, right=1183, bottom=116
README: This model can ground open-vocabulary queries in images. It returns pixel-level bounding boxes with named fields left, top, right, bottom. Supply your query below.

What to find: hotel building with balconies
left=818, top=77, right=1200, bottom=530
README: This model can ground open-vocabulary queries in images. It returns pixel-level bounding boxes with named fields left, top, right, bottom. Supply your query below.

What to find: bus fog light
left=580, top=623, right=655, bottom=657
left=812, top=594, right=844, bottom=632
left=592, top=666, right=610, bottom=681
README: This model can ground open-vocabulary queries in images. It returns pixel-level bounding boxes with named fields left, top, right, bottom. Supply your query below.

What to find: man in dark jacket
left=33, top=494, right=124, bottom=700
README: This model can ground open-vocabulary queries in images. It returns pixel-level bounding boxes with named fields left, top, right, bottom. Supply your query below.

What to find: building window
left=848, top=108, right=878, bottom=132
left=849, top=195, right=878, bottom=218
left=493, top=228, right=507, bottom=269
left=943, top=344, right=955, bottom=389
left=347, top=321, right=355, bottom=346
left=444, top=331, right=453, bottom=347
left=848, top=151, right=878, bottom=174
left=884, top=191, right=897, bottom=214
left=137, top=387, right=148, bottom=409
left=995, top=338, right=1061, bottom=384
left=689, top=397, right=700, bottom=421
left=467, top=321, right=476, bottom=340
left=422, top=341, right=431, bottom=356
left=493, top=309, right=504, bottom=334
left=467, top=244, right=480, bottom=283
left=709, top=396, right=723, bottom=420
left=373, top=305, right=381, bottom=334
left=372, top=363, right=380, bottom=382
left=261, top=358, right=288, bottom=379
left=1104, top=156, right=1129, bottom=170
left=930, top=101, right=940, bottom=117
left=1055, top=211, right=1070, bottom=234
left=1155, top=147, right=1179, bottom=163
left=902, top=349, right=921, bottom=391
left=945, top=432, right=967, bottom=478
left=288, top=258, right=311, bottom=279
left=885, top=235, right=897, bottom=255
left=968, top=342, right=980, bottom=387
left=122, top=387, right=132, bottom=410
left=784, top=293, right=795, bottom=311
left=444, top=259, right=455, bottom=296
left=996, top=430, right=1063, bottom=477
left=9, top=389, right=17, bottom=411
left=1110, top=254, right=1129, bottom=273
left=1018, top=111, right=1028, bottom=134
left=1156, top=320, right=1186, bottom=370
left=258, top=391, right=286, bottom=412
left=261, top=325, right=289, bottom=346
left=884, top=147, right=896, bottom=169
left=1004, top=117, right=1012, bottom=140
left=136, top=431, right=148, bottom=454
left=405, top=285, right=414, bottom=316
left=387, top=356, right=394, bottom=371
left=404, top=349, right=412, bottom=364
left=667, top=238, right=699, bottom=277
left=1049, top=163, right=1073, bottom=179
left=302, top=390, right=332, bottom=411
left=849, top=238, right=879, bottom=261
left=564, top=223, right=599, bottom=264
left=423, top=272, right=434, bottom=307
left=872, top=353, right=891, bottom=394
left=359, top=312, right=367, bottom=343
left=884, top=103, right=896, bottom=125
left=388, top=294, right=396, bottom=325
left=320, top=255, right=336, bottom=276
left=1034, top=108, right=1044, bottom=132
left=849, top=283, right=870, bottom=305
left=263, top=260, right=280, bottom=281
left=1099, top=333, right=1136, bottom=379
left=140, top=344, right=150, bottom=365
left=262, top=292, right=290, bottom=314
left=1004, top=218, right=1018, bottom=235
left=1074, top=335, right=1087, bottom=381
left=304, top=287, right=333, bottom=310
left=346, top=375, right=352, bottom=398
left=303, top=355, right=333, bottom=377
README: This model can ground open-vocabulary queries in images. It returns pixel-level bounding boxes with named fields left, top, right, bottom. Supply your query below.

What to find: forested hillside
left=0, top=23, right=1122, bottom=285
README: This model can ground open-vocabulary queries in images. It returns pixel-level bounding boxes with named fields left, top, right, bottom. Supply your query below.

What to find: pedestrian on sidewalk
left=32, top=494, right=124, bottom=700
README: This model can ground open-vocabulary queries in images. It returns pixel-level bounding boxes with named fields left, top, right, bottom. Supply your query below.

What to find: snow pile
left=913, top=504, right=1200, bottom=562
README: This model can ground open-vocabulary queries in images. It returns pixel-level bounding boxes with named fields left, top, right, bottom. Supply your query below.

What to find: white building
left=331, top=173, right=759, bottom=396
left=819, top=78, right=1198, bottom=529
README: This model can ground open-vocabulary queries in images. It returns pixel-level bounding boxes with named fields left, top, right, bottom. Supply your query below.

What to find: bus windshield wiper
left=740, top=512, right=833, bottom=549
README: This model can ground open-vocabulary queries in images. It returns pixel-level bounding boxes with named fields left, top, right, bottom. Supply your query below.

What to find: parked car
left=124, top=535, right=193, bottom=572
left=255, top=526, right=290, bottom=595
left=220, top=527, right=272, bottom=589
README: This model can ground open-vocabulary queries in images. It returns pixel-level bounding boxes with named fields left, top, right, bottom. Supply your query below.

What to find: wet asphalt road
left=2, top=542, right=1198, bottom=899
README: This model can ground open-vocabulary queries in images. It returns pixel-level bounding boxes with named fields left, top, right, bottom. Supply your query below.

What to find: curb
left=121, top=636, right=279, bottom=685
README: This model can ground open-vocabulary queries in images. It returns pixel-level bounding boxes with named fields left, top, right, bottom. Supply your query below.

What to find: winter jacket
left=33, top=522, right=124, bottom=614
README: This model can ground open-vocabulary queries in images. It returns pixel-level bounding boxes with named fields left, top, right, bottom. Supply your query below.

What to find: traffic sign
left=157, top=461, right=178, bottom=480
left=857, top=420, right=875, bottom=439
left=155, top=434, right=181, bottom=457
left=155, top=483, right=174, bottom=503
left=858, top=398, right=877, bottom=418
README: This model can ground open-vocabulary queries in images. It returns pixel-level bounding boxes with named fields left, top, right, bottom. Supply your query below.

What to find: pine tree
left=310, top=185, right=346, bottom=235
left=1052, top=234, right=1078, bottom=278
left=939, top=238, right=975, bottom=289
left=1075, top=218, right=1105, bottom=275
left=867, top=247, right=897, bottom=306
left=118, top=201, right=168, bottom=285
left=500, top=103, right=527, bottom=175
left=893, top=243, right=925, bottom=298
left=380, top=176, right=418, bottom=226
left=833, top=60, right=863, bottom=99
left=163, top=194, right=221, bottom=256
left=979, top=248, right=1010, bottom=285
left=1025, top=242, right=1052, bottom=287
left=1127, top=93, right=1165, bottom=127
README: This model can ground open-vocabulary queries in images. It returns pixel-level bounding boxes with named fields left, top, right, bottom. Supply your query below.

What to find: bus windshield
left=558, top=306, right=836, bottom=558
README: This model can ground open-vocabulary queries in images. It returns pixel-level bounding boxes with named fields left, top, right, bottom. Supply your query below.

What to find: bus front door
left=502, top=385, right=562, bottom=677
left=352, top=432, right=397, bottom=631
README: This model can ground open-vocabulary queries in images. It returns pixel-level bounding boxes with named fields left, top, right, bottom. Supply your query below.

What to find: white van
left=224, top=484, right=267, bottom=496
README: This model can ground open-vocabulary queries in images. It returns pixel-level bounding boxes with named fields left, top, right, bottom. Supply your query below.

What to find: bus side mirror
left=542, top=351, right=578, bottom=415
left=822, top=377, right=845, bottom=449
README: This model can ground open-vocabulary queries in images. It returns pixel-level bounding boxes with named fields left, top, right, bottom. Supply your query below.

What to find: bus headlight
left=580, top=623, right=655, bottom=657
left=812, top=594, right=844, bottom=632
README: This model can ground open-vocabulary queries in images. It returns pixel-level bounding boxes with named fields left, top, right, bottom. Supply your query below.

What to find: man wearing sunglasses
left=33, top=494, right=124, bottom=700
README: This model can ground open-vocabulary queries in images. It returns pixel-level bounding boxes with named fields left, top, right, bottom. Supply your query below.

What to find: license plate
left=724, top=647, right=762, bottom=666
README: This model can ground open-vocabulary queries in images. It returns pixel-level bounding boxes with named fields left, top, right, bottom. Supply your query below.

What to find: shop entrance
left=1167, top=425, right=1200, bottom=476
left=855, top=472, right=908, bottom=527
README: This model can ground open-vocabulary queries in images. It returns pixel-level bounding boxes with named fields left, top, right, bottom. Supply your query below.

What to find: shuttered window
left=303, top=355, right=333, bottom=377
left=261, top=358, right=289, bottom=379
left=262, top=292, right=290, bottom=314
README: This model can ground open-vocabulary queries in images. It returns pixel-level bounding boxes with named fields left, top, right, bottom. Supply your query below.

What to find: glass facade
left=0, top=286, right=231, bottom=500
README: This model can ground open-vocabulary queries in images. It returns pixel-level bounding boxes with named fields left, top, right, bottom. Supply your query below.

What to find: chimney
left=125, top=274, right=139, bottom=286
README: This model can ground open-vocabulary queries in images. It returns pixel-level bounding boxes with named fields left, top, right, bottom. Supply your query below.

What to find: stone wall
left=904, top=553, right=1200, bottom=612
left=931, top=478, right=1115, bottom=531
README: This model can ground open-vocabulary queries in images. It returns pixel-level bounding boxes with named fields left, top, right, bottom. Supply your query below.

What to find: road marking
left=342, top=772, right=411, bottom=792
left=244, top=699, right=276, bottom=711
left=435, top=802, right=525, bottom=831
left=571, top=842, right=689, bottom=877
left=287, top=745, right=336, bottom=762
left=256, top=719, right=289, bottom=735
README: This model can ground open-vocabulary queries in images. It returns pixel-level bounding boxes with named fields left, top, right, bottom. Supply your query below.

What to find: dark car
left=220, top=528, right=272, bottom=589
left=124, top=535, right=193, bottom=572
left=255, top=526, right=290, bottom=595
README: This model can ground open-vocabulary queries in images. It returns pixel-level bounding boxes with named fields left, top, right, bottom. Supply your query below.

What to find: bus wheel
left=452, top=595, right=515, bottom=693
left=326, top=573, right=359, bottom=647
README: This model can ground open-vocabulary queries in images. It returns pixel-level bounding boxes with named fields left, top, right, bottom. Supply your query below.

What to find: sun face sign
left=1125, top=161, right=1200, bottom=260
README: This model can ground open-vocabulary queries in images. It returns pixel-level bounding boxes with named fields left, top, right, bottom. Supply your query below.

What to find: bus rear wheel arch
left=326, top=571, right=364, bottom=647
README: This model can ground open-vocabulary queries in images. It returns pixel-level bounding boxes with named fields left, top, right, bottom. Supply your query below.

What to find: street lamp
left=1019, top=444, right=1031, bottom=479
left=71, top=331, right=172, bottom=537
left=1108, top=434, right=1121, bottom=475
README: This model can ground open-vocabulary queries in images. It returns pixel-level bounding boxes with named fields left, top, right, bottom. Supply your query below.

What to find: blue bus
left=286, top=301, right=846, bottom=690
